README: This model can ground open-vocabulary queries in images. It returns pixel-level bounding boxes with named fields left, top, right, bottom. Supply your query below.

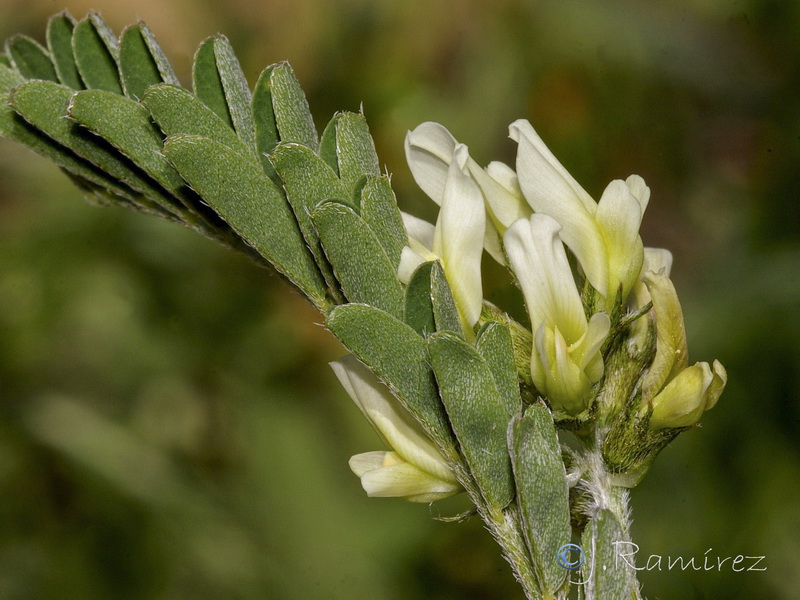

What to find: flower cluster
left=340, top=118, right=726, bottom=501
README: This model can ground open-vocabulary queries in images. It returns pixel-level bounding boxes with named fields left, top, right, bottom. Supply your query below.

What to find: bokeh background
left=1, top=1, right=798, bottom=598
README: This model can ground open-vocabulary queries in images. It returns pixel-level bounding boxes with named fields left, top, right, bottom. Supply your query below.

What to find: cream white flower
left=637, top=269, right=727, bottom=429
left=504, top=213, right=610, bottom=414
left=405, top=121, right=531, bottom=264
left=399, top=141, right=485, bottom=331
left=331, top=355, right=462, bottom=503
left=509, top=119, right=649, bottom=311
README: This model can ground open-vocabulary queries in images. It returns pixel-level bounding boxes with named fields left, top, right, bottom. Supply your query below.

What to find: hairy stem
left=578, top=443, right=644, bottom=600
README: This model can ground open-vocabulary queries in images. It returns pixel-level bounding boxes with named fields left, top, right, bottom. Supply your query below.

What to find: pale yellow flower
left=331, top=356, right=462, bottom=502
left=504, top=213, right=610, bottom=414
left=399, top=141, right=485, bottom=330
left=509, top=119, right=649, bottom=310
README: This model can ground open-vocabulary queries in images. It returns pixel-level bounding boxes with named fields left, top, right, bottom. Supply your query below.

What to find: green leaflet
left=582, top=510, right=638, bottom=599
left=141, top=84, right=249, bottom=155
left=0, top=55, right=9, bottom=69
left=509, top=405, right=570, bottom=596
left=138, top=23, right=179, bottom=86
left=191, top=35, right=256, bottom=152
left=251, top=65, right=279, bottom=178
left=318, top=113, right=341, bottom=173
left=72, top=14, right=122, bottom=93
left=270, top=142, right=348, bottom=297
left=487, top=308, right=534, bottom=387
left=326, top=304, right=456, bottom=454
left=476, top=321, right=522, bottom=416
left=429, top=262, right=462, bottom=336
left=161, top=134, right=327, bottom=308
left=427, top=332, right=515, bottom=509
left=318, top=112, right=381, bottom=194
left=312, top=202, right=404, bottom=319
left=118, top=24, right=178, bottom=100
left=359, top=175, right=406, bottom=269
left=270, top=142, right=348, bottom=210
left=0, top=97, right=137, bottom=202
left=87, top=12, right=120, bottom=58
left=268, top=62, right=318, bottom=151
left=404, top=262, right=437, bottom=336
left=67, top=90, right=185, bottom=198
left=210, top=36, right=255, bottom=153
left=192, top=37, right=231, bottom=128
left=46, top=12, right=82, bottom=89
left=328, top=112, right=381, bottom=199
left=0, top=64, right=25, bottom=94
left=9, top=80, right=178, bottom=217
left=5, top=35, right=58, bottom=82
left=403, top=261, right=462, bottom=337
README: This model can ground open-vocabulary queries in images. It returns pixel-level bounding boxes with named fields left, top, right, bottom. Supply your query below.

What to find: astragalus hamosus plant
left=1, top=12, right=726, bottom=599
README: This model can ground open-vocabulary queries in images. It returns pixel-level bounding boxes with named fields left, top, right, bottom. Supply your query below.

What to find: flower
left=504, top=213, right=610, bottom=414
left=637, top=268, right=727, bottom=429
left=399, top=140, right=486, bottom=331
left=404, top=121, right=531, bottom=264
left=509, top=119, right=649, bottom=311
left=330, top=355, right=462, bottom=502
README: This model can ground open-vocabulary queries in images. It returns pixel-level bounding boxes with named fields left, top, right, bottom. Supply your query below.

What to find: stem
left=579, top=443, right=644, bottom=600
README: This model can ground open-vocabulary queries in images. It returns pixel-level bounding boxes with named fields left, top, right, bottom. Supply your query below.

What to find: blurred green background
left=1, top=1, right=798, bottom=598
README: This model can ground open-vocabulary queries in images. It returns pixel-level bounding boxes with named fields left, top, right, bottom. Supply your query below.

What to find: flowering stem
left=577, top=438, right=644, bottom=600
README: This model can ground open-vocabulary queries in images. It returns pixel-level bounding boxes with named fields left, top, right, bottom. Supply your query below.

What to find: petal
left=485, top=160, right=519, bottom=194
left=466, top=159, right=531, bottom=231
left=642, top=248, right=673, bottom=278
left=625, top=174, right=650, bottom=213
left=595, top=179, right=645, bottom=304
left=631, top=248, right=674, bottom=309
left=397, top=246, right=428, bottom=284
left=349, top=451, right=390, bottom=477
left=627, top=248, right=673, bottom=352
left=641, top=270, right=689, bottom=398
left=482, top=220, right=506, bottom=265
left=704, top=359, right=727, bottom=411
left=405, top=122, right=457, bottom=205
left=330, top=356, right=455, bottom=482
left=509, top=119, right=595, bottom=213
left=504, top=214, right=586, bottom=344
left=573, top=312, right=611, bottom=382
left=435, top=144, right=486, bottom=328
left=401, top=211, right=436, bottom=249
left=357, top=453, right=462, bottom=502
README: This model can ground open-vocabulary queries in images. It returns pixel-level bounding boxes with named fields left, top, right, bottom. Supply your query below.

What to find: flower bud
left=647, top=360, right=727, bottom=429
